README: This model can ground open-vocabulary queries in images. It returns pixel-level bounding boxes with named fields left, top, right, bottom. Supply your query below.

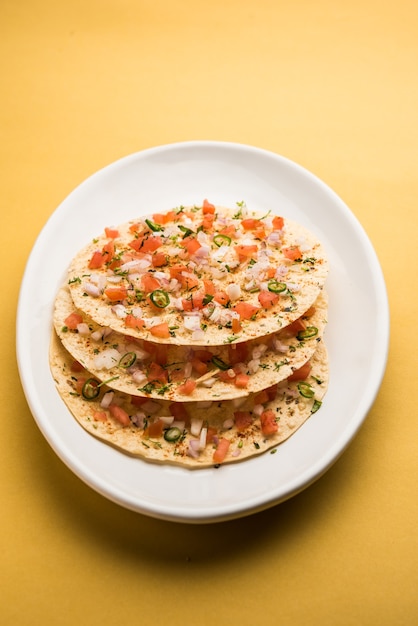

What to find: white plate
left=16, top=141, right=389, bottom=523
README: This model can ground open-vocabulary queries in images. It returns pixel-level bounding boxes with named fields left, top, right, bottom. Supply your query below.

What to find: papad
left=50, top=331, right=329, bottom=468
left=67, top=204, right=328, bottom=346
left=54, top=285, right=328, bottom=402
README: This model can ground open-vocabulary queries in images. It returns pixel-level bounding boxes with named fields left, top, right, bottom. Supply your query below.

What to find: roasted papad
left=50, top=331, right=329, bottom=468
left=54, top=285, right=328, bottom=402
left=67, top=203, right=328, bottom=346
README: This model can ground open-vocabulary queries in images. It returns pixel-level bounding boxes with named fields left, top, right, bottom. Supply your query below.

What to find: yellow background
left=2, top=1, right=417, bottom=624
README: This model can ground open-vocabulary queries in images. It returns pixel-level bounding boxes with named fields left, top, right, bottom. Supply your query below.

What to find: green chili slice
left=119, top=351, right=137, bottom=369
left=267, top=279, right=287, bottom=294
left=150, top=289, right=170, bottom=308
left=164, top=427, right=182, bottom=443
left=145, top=219, right=163, bottom=232
left=297, top=326, right=318, bottom=340
left=211, top=356, right=230, bottom=371
left=213, top=234, right=232, bottom=247
left=297, top=382, right=315, bottom=398
left=311, top=399, right=322, bottom=413
left=178, top=225, right=194, bottom=238
left=82, top=378, right=100, bottom=400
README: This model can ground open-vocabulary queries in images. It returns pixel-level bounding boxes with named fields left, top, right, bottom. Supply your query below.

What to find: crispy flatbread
left=49, top=331, right=329, bottom=467
left=67, top=203, right=328, bottom=345
left=54, top=285, right=327, bottom=402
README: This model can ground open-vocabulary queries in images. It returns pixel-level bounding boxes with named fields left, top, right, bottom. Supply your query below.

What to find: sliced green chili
left=267, top=279, right=287, bottom=294
left=119, top=352, right=137, bottom=369
left=82, top=378, right=100, bottom=400
left=178, top=225, right=194, bottom=238
left=297, top=382, right=315, bottom=398
left=311, top=399, right=322, bottom=413
left=213, top=234, right=232, bottom=247
left=297, top=326, right=318, bottom=340
left=150, top=289, right=170, bottom=308
left=145, top=219, right=163, bottom=232
left=211, top=356, right=230, bottom=371
left=164, top=427, right=182, bottom=443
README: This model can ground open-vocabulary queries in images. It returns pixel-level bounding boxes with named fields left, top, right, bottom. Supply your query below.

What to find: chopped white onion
left=76, top=323, right=90, bottom=336
left=93, top=348, right=121, bottom=370
left=190, top=418, right=203, bottom=437
left=100, top=391, right=114, bottom=409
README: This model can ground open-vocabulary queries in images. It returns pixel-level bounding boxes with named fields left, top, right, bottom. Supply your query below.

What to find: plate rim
left=16, top=140, right=390, bottom=523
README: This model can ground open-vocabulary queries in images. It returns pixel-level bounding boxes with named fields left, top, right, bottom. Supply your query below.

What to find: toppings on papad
left=50, top=201, right=330, bottom=466
left=49, top=331, right=329, bottom=468
left=54, top=285, right=328, bottom=402
left=67, top=203, right=328, bottom=346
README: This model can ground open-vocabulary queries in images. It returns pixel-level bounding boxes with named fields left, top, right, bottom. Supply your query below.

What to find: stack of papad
left=50, top=201, right=330, bottom=467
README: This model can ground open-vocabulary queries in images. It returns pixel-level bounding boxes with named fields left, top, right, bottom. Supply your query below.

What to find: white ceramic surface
left=16, top=141, right=389, bottom=523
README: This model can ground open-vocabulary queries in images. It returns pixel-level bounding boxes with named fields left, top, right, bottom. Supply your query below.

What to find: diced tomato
left=169, top=264, right=188, bottom=279
left=231, top=318, right=242, bottom=333
left=152, top=210, right=177, bottom=225
left=228, top=342, right=248, bottom=365
left=141, top=274, right=161, bottom=293
left=182, top=237, right=201, bottom=256
left=303, top=305, right=316, bottom=317
left=153, top=344, right=168, bottom=366
left=203, top=279, right=216, bottom=295
left=182, top=292, right=205, bottom=311
left=147, top=362, right=168, bottom=385
left=233, top=302, right=260, bottom=320
left=283, top=245, right=302, bottom=261
left=64, top=312, right=83, bottom=330
left=70, top=359, right=84, bottom=373
left=253, top=389, right=269, bottom=405
left=178, top=379, right=196, bottom=395
left=74, top=377, right=86, bottom=395
left=219, top=224, right=237, bottom=238
left=104, top=226, right=120, bottom=238
left=253, top=227, right=266, bottom=240
left=124, top=314, right=145, bottom=330
left=88, top=250, right=105, bottom=269
left=287, top=361, right=312, bottom=382
left=101, top=240, right=115, bottom=264
left=108, top=403, right=131, bottom=426
left=265, top=384, right=278, bottom=401
left=260, top=409, right=278, bottom=436
left=214, top=291, right=230, bottom=306
left=145, top=418, right=164, bottom=438
left=193, top=349, right=213, bottom=362
left=92, top=410, right=107, bottom=422
left=213, top=437, right=230, bottom=464
left=234, top=373, right=250, bottom=389
left=104, top=286, right=128, bottom=302
left=206, top=426, right=218, bottom=443
left=131, top=395, right=148, bottom=407
left=169, top=402, right=190, bottom=424
left=178, top=272, right=199, bottom=290
left=234, top=411, right=253, bottom=432
left=201, top=214, right=215, bottom=231
left=169, top=366, right=187, bottom=382
left=241, top=218, right=261, bottom=230
left=141, top=235, right=163, bottom=254
left=219, top=370, right=235, bottom=382
left=202, top=199, right=216, bottom=214
left=191, top=358, right=208, bottom=376
left=258, top=290, right=279, bottom=309
left=130, top=235, right=163, bottom=254
left=149, top=323, right=170, bottom=338
left=234, top=244, right=258, bottom=262
left=285, top=318, right=306, bottom=335
left=152, top=252, right=168, bottom=267
left=272, top=216, right=284, bottom=230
